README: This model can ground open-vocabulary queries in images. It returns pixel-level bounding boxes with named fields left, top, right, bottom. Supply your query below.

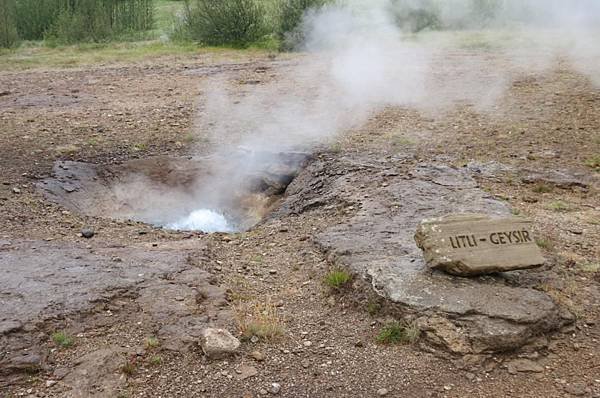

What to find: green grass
left=145, top=336, right=160, bottom=349
left=149, top=355, right=163, bottom=366
left=376, top=321, right=420, bottom=345
left=324, top=269, right=351, bottom=289
left=579, top=263, right=600, bottom=273
left=547, top=201, right=571, bottom=212
left=0, top=40, right=199, bottom=70
left=51, top=331, right=74, bottom=348
left=535, top=238, right=553, bottom=250
left=532, top=183, right=552, bottom=194
left=585, top=154, right=600, bottom=171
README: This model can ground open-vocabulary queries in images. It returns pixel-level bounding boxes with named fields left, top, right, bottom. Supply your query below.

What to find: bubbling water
left=167, top=209, right=235, bottom=233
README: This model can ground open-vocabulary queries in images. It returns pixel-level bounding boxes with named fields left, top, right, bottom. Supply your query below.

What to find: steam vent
left=38, top=151, right=310, bottom=233
left=2, top=0, right=600, bottom=395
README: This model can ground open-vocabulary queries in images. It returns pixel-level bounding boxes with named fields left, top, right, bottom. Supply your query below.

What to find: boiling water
left=167, top=209, right=234, bottom=233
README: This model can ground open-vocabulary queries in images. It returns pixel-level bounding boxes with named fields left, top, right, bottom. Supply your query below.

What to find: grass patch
left=366, top=298, right=382, bottom=316
left=585, top=154, right=600, bottom=171
left=324, top=269, right=351, bottom=290
left=145, top=336, right=160, bottom=349
left=532, top=183, right=552, bottom=194
left=149, top=355, right=162, bottom=366
left=235, top=299, right=284, bottom=341
left=579, top=263, right=600, bottom=273
left=535, top=238, right=553, bottom=250
left=547, top=201, right=571, bottom=212
left=376, top=321, right=420, bottom=345
left=121, top=356, right=137, bottom=376
left=51, top=331, right=74, bottom=348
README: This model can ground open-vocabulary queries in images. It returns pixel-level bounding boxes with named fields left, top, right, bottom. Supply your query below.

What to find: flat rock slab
left=277, top=154, right=573, bottom=354
left=0, top=240, right=230, bottom=385
left=415, top=214, right=545, bottom=276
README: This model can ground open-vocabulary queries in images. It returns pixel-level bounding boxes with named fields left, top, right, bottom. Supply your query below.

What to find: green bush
left=389, top=0, right=441, bottom=32
left=46, top=0, right=154, bottom=44
left=0, top=0, right=19, bottom=48
left=278, top=0, right=328, bottom=50
left=3, top=0, right=154, bottom=45
left=180, top=0, right=267, bottom=47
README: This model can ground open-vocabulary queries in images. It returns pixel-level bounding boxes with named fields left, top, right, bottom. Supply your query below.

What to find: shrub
left=278, top=0, right=328, bottom=50
left=0, top=0, right=19, bottom=48
left=46, top=0, right=154, bottom=44
left=181, top=0, right=267, bottom=47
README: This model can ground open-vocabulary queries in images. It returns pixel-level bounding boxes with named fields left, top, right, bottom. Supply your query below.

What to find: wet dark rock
left=278, top=155, right=572, bottom=353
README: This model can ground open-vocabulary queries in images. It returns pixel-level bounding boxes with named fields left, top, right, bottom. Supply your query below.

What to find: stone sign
left=415, top=214, right=545, bottom=276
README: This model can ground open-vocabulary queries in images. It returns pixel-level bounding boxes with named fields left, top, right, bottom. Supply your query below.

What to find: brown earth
left=0, top=49, right=599, bottom=398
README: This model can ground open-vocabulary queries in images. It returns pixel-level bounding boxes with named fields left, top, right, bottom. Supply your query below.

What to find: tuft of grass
left=145, top=336, right=160, bottom=349
left=376, top=321, right=420, bottom=345
left=51, top=331, right=74, bottom=348
left=547, top=201, right=571, bottom=212
left=366, top=299, right=382, bottom=316
left=532, top=183, right=552, bottom=194
left=579, top=263, right=600, bottom=273
left=584, top=154, right=600, bottom=171
left=235, top=300, right=285, bottom=341
left=55, top=144, right=80, bottom=156
left=149, top=355, right=162, bottom=366
left=324, top=269, right=351, bottom=290
left=121, top=355, right=137, bottom=376
left=535, top=238, right=553, bottom=250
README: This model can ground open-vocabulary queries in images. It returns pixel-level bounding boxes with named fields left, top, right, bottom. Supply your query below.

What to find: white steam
left=164, top=0, right=600, bottom=232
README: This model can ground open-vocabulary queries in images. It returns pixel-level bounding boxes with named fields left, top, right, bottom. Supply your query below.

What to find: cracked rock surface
left=278, top=154, right=574, bottom=353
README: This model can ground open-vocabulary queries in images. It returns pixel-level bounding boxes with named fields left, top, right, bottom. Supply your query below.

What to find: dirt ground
left=1, top=49, right=599, bottom=398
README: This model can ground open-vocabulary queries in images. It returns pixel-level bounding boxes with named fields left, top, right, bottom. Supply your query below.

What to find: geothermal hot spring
left=38, top=151, right=309, bottom=233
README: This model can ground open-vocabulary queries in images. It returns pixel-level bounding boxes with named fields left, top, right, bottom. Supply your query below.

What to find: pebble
left=377, top=388, right=389, bottom=396
left=81, top=228, right=95, bottom=239
left=45, top=380, right=56, bottom=388
left=12, top=187, right=21, bottom=194
left=301, top=359, right=310, bottom=369
left=303, top=341, right=313, bottom=347
left=269, top=383, right=281, bottom=395
left=251, top=350, right=265, bottom=362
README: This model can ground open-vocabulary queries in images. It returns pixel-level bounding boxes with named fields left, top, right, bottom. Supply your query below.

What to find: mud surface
left=0, top=50, right=599, bottom=397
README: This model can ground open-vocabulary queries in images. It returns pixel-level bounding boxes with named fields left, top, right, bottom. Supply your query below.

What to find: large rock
left=415, top=214, right=545, bottom=276
left=199, top=328, right=241, bottom=359
left=276, top=154, right=573, bottom=353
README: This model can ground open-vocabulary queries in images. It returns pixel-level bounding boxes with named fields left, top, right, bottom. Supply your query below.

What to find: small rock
left=301, top=359, right=310, bottom=369
left=81, top=228, right=95, bottom=239
left=12, top=187, right=21, bottom=194
left=377, top=388, right=389, bottom=396
left=250, top=350, right=265, bottom=362
left=45, top=380, right=56, bottom=388
left=303, top=341, right=312, bottom=347
left=269, top=383, right=281, bottom=395
left=250, top=336, right=259, bottom=344
left=565, top=382, right=587, bottom=396
left=259, top=389, right=268, bottom=396
left=199, top=328, right=240, bottom=359
left=507, top=359, right=544, bottom=374
left=269, top=269, right=277, bottom=275
left=237, top=365, right=258, bottom=381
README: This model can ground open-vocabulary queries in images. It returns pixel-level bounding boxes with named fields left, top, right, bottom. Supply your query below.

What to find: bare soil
left=0, top=50, right=599, bottom=397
